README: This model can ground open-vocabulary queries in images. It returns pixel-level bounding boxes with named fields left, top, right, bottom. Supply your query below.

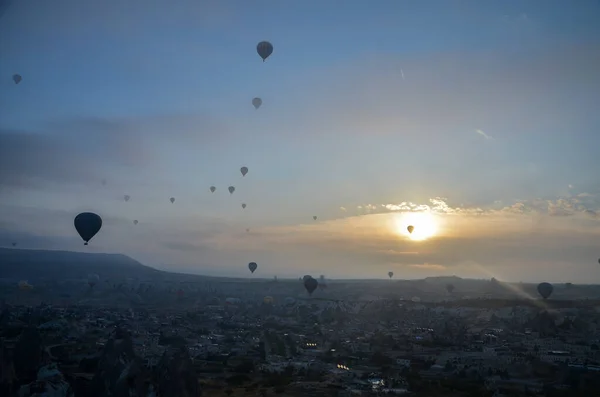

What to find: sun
left=394, top=212, right=439, bottom=241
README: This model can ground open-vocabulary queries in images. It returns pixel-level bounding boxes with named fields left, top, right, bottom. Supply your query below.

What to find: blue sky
left=1, top=0, right=600, bottom=282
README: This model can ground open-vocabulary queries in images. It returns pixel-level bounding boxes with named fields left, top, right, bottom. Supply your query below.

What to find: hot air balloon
left=313, top=216, right=317, bottom=221
left=248, top=262, right=258, bottom=273
left=304, top=277, right=318, bottom=295
left=240, top=166, right=248, bottom=177
left=133, top=220, right=138, bottom=225
left=257, top=41, right=273, bottom=62
left=537, top=282, right=553, bottom=300
left=210, top=186, right=216, bottom=193
left=11, top=242, right=16, bottom=247
left=74, top=212, right=102, bottom=245
left=303, top=275, right=312, bottom=282
left=170, top=197, right=175, bottom=204
left=88, top=274, right=100, bottom=288
left=228, top=186, right=235, bottom=195
left=12, top=74, right=21, bottom=84
left=252, top=98, right=262, bottom=109
left=242, top=203, right=247, bottom=209
left=407, top=225, right=414, bottom=234
left=388, top=271, right=393, bottom=279
left=446, top=284, right=455, bottom=294
left=124, top=195, right=130, bottom=202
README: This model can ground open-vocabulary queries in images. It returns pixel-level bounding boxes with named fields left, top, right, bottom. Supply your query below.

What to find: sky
left=1, top=0, right=600, bottom=282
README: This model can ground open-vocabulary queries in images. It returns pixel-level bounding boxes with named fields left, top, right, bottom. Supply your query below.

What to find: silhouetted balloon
left=170, top=197, right=175, bottom=204
left=124, top=195, right=130, bottom=202
left=74, top=212, right=102, bottom=245
left=228, top=186, right=235, bottom=194
left=248, top=262, right=258, bottom=273
left=88, top=274, right=100, bottom=288
left=407, top=225, right=414, bottom=234
left=252, top=98, right=262, bottom=109
left=12, top=242, right=16, bottom=247
left=12, top=74, right=21, bottom=84
left=242, top=203, right=247, bottom=209
left=537, top=282, right=553, bottom=300
left=313, top=216, right=317, bottom=221
left=240, top=166, right=248, bottom=176
left=304, top=277, right=318, bottom=295
left=388, top=271, right=393, bottom=279
left=257, top=41, right=273, bottom=61
left=210, top=186, right=216, bottom=193
left=446, top=284, right=455, bottom=294
left=133, top=220, right=138, bottom=225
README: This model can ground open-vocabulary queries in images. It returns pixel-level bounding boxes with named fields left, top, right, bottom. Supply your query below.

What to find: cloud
left=475, top=129, right=494, bottom=140
left=345, top=194, right=600, bottom=221
left=0, top=113, right=236, bottom=191
left=409, top=263, right=446, bottom=271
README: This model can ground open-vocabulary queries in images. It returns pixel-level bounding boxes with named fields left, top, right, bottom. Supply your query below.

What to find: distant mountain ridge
left=0, top=248, right=162, bottom=282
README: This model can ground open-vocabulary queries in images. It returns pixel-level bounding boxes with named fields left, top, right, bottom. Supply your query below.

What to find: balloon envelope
left=537, top=282, right=553, bottom=299
left=210, top=186, right=216, bottom=193
left=388, top=271, right=393, bottom=279
left=313, top=216, right=317, bottom=221
left=124, top=195, right=130, bottom=202
left=256, top=41, right=273, bottom=61
left=88, top=273, right=100, bottom=287
left=407, top=225, right=414, bottom=234
left=242, top=203, right=246, bottom=209
left=170, top=197, right=175, bottom=203
left=13, top=74, right=21, bottom=84
left=74, top=212, right=102, bottom=245
left=133, top=220, right=138, bottom=225
left=252, top=98, right=262, bottom=109
left=304, top=277, right=318, bottom=295
left=228, top=186, right=235, bottom=194
left=240, top=166, right=248, bottom=176
left=248, top=262, right=258, bottom=273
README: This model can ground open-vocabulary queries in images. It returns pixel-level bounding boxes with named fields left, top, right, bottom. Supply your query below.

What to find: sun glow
left=395, top=212, right=439, bottom=241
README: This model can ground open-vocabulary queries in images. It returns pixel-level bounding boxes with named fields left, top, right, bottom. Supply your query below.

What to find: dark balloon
left=537, top=282, right=553, bottom=300
left=248, top=262, right=258, bottom=273
left=210, top=186, right=216, bottom=193
left=388, top=271, right=393, bottom=279
left=241, top=166, right=249, bottom=176
left=12, top=74, right=22, bottom=84
left=407, top=225, right=414, bottom=234
left=257, top=41, right=273, bottom=62
left=446, top=284, right=455, bottom=294
left=304, top=276, right=318, bottom=295
left=74, top=212, right=102, bottom=245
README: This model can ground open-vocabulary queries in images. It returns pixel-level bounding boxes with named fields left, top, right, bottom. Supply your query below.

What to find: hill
left=0, top=248, right=163, bottom=282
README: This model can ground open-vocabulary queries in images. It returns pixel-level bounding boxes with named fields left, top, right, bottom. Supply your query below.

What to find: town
left=2, top=274, right=600, bottom=397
